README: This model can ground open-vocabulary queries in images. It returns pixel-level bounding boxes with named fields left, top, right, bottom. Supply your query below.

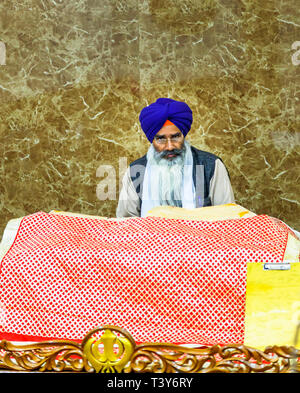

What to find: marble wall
left=0, top=0, right=299, bottom=235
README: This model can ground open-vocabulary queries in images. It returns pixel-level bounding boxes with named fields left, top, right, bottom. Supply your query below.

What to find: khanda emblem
left=82, top=326, right=136, bottom=373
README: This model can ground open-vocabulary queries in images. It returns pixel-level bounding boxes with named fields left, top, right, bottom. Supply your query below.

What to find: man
left=116, top=98, right=235, bottom=218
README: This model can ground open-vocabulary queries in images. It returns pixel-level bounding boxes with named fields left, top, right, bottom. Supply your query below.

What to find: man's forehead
left=156, top=124, right=182, bottom=137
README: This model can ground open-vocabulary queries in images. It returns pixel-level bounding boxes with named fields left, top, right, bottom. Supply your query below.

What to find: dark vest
left=129, top=146, right=225, bottom=208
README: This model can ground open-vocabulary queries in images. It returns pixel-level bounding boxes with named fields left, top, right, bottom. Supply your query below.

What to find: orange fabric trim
left=163, top=119, right=175, bottom=127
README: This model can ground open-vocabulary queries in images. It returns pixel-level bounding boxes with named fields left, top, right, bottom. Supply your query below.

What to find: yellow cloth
left=146, top=203, right=256, bottom=221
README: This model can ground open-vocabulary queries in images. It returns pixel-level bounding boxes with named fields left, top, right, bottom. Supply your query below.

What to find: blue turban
left=139, top=98, right=193, bottom=143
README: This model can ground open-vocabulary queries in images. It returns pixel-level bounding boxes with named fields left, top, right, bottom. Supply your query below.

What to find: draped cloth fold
left=0, top=211, right=290, bottom=344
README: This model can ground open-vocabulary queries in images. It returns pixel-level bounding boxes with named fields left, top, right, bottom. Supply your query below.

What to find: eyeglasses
left=153, top=134, right=183, bottom=145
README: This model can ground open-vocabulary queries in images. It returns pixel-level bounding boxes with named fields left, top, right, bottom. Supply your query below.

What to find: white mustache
left=154, top=146, right=186, bottom=165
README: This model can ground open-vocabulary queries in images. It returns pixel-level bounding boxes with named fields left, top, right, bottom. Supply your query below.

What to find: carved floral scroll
left=0, top=325, right=299, bottom=373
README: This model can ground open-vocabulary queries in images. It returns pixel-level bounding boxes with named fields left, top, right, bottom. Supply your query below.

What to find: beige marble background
left=0, top=0, right=299, bottom=236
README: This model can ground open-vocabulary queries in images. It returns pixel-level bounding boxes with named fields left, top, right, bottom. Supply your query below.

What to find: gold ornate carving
left=0, top=326, right=299, bottom=373
left=82, top=326, right=136, bottom=373
left=0, top=339, right=91, bottom=372
left=125, top=343, right=300, bottom=373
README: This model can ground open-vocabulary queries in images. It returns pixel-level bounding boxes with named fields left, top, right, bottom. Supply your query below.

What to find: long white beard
left=146, top=141, right=188, bottom=207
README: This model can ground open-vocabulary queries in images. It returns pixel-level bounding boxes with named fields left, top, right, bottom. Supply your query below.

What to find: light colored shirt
left=116, top=158, right=235, bottom=218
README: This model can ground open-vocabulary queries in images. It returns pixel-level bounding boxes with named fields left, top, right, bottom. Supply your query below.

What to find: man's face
left=152, top=124, right=185, bottom=160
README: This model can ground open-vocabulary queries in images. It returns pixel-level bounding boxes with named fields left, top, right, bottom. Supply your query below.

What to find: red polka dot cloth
left=0, top=212, right=293, bottom=344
